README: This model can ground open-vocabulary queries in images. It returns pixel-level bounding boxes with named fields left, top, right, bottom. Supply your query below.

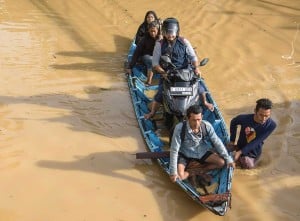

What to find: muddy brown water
left=0, top=1, right=299, bottom=221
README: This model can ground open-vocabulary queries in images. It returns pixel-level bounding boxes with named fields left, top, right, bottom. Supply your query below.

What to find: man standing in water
left=228, top=98, right=277, bottom=169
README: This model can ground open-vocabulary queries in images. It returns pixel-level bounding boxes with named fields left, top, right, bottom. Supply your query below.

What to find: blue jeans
left=142, top=55, right=153, bottom=72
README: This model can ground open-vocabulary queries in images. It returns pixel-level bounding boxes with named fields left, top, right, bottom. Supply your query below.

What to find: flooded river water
left=0, top=0, right=299, bottom=220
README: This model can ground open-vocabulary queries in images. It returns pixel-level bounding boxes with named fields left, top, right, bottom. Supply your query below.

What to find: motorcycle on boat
left=159, top=55, right=209, bottom=131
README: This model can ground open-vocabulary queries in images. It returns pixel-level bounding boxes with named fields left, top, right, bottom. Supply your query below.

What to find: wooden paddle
left=135, top=151, right=170, bottom=159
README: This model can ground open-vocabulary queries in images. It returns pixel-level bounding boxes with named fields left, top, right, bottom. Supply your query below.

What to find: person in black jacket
left=134, top=10, right=160, bottom=45
left=127, top=21, right=162, bottom=85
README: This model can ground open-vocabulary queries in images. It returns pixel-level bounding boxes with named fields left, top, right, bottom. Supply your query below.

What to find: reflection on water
left=0, top=22, right=39, bottom=66
left=281, top=22, right=299, bottom=67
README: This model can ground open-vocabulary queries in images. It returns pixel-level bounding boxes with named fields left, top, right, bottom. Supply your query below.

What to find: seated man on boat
left=144, top=17, right=213, bottom=119
left=228, top=98, right=277, bottom=169
left=169, top=104, right=235, bottom=182
left=126, top=20, right=162, bottom=86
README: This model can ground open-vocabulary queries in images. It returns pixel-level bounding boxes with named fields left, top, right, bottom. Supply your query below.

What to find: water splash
left=282, top=22, right=299, bottom=67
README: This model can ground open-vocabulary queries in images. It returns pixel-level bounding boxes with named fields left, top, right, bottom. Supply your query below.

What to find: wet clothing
left=230, top=114, right=277, bottom=159
left=169, top=120, right=233, bottom=176
left=238, top=155, right=257, bottom=169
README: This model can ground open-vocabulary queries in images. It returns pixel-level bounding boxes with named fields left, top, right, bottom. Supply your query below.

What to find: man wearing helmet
left=144, top=18, right=214, bottom=119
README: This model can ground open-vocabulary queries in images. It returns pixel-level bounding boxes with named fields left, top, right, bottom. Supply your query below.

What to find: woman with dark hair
left=127, top=21, right=161, bottom=85
left=134, top=10, right=160, bottom=45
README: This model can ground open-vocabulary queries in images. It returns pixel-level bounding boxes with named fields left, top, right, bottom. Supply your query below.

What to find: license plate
left=170, top=87, right=193, bottom=96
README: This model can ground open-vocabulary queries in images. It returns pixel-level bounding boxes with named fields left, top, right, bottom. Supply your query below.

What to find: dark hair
left=144, top=11, right=158, bottom=23
left=255, top=98, right=273, bottom=111
left=147, top=20, right=160, bottom=30
left=187, top=104, right=203, bottom=118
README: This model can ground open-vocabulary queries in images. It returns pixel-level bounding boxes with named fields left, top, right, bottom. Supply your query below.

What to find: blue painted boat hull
left=126, top=41, right=234, bottom=216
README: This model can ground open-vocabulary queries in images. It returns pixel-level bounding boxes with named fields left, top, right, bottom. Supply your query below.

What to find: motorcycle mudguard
left=163, top=81, right=200, bottom=117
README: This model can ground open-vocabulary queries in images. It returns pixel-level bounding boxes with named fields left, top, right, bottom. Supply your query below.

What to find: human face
left=188, top=113, right=202, bottom=130
left=163, top=24, right=178, bottom=42
left=165, top=32, right=176, bottom=42
left=254, top=108, right=271, bottom=124
left=146, top=14, right=155, bottom=24
left=148, top=27, right=158, bottom=38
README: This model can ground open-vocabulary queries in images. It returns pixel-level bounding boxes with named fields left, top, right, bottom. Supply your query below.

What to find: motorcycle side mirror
left=161, top=55, right=171, bottom=63
left=199, top=58, right=209, bottom=66
left=160, top=55, right=176, bottom=68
